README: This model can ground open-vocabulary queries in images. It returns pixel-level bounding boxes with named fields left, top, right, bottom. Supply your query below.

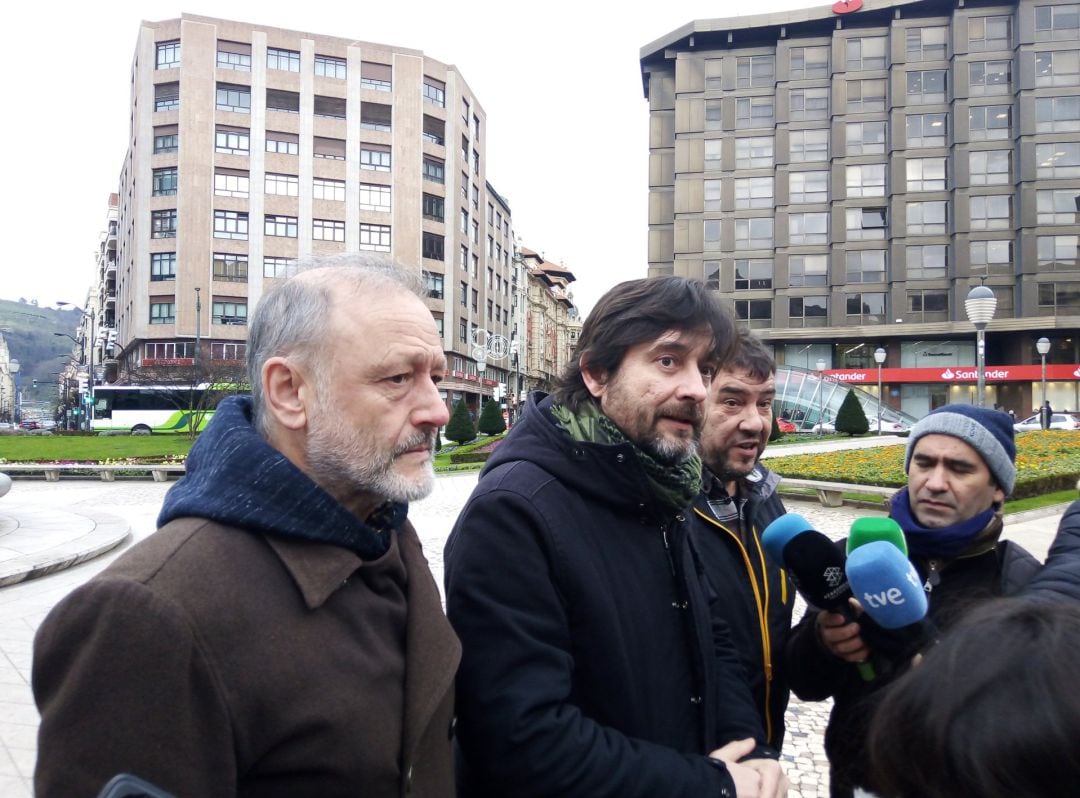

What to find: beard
left=305, top=398, right=438, bottom=506
left=628, top=400, right=704, bottom=465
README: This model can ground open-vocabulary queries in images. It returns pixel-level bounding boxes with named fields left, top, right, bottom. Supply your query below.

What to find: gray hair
left=247, top=252, right=426, bottom=437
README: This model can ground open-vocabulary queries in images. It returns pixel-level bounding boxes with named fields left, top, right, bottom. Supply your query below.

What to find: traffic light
left=32, top=380, right=38, bottom=389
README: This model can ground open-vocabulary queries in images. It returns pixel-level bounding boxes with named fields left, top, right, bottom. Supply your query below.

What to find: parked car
left=809, top=421, right=836, bottom=434
left=1013, top=413, right=1080, bottom=432
left=18, top=420, right=40, bottom=430
left=777, top=418, right=797, bottom=433
left=870, top=419, right=910, bottom=435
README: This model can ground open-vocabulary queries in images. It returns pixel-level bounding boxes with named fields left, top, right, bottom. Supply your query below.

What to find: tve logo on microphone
left=863, top=587, right=908, bottom=609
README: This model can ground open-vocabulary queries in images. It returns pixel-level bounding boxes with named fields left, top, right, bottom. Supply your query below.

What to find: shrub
left=835, top=389, right=870, bottom=436
left=769, top=412, right=782, bottom=442
left=445, top=399, right=476, bottom=445
left=450, top=451, right=491, bottom=465
left=478, top=399, right=506, bottom=435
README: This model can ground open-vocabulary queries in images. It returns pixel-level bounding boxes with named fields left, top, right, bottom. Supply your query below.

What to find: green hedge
left=450, top=451, right=491, bottom=465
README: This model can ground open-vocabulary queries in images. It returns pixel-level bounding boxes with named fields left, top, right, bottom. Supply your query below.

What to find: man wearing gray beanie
left=785, top=404, right=1042, bottom=798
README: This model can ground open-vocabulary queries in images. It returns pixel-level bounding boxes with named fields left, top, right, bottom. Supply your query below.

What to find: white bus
left=91, top=384, right=233, bottom=434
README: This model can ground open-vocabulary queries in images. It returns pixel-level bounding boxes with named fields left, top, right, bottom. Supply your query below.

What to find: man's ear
left=579, top=354, right=607, bottom=399
left=262, top=357, right=310, bottom=431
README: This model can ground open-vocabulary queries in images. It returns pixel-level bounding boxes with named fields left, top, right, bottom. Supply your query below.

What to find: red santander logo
left=833, top=0, right=863, bottom=13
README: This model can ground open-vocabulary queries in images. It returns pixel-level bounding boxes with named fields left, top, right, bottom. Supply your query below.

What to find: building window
left=789, top=129, right=828, bottom=162
left=153, top=126, right=178, bottom=153
left=267, top=47, right=300, bottom=72
left=970, top=240, right=1013, bottom=275
left=360, top=102, right=391, bottom=131
left=458, top=318, right=467, bottom=342
left=906, top=26, right=947, bottom=61
left=1038, top=189, right=1080, bottom=224
left=423, top=193, right=445, bottom=222
left=216, top=126, right=250, bottom=155
left=150, top=301, right=176, bottom=324
left=154, top=82, right=179, bottom=112
left=265, top=131, right=300, bottom=156
left=266, top=89, right=300, bottom=113
left=789, top=212, right=829, bottom=245
left=145, top=341, right=194, bottom=360
left=790, top=88, right=829, bottom=121
left=907, top=70, right=947, bottom=104
left=846, top=36, right=887, bottom=71
left=472, top=185, right=480, bottom=210
left=737, top=55, right=775, bottom=88
left=847, top=207, right=887, bottom=240
left=423, top=115, right=445, bottom=146
left=459, top=281, right=468, bottom=308
left=313, top=136, right=345, bottom=160
left=316, top=55, right=348, bottom=80
left=906, top=113, right=947, bottom=147
left=316, top=177, right=348, bottom=203
left=423, top=232, right=445, bottom=261
left=213, top=210, right=248, bottom=240
left=907, top=290, right=948, bottom=322
left=212, top=253, right=248, bottom=282
left=217, top=41, right=251, bottom=71
left=705, top=99, right=722, bottom=131
left=264, top=257, right=297, bottom=278
left=790, top=46, right=829, bottom=79
left=789, top=170, right=829, bottom=203
left=847, top=292, right=886, bottom=324
left=703, top=220, right=721, bottom=251
left=789, top=295, right=828, bottom=327
left=216, top=83, right=250, bottom=113
left=313, top=219, right=346, bottom=242
left=704, top=139, right=722, bottom=171
left=906, top=201, right=947, bottom=235
left=314, top=95, right=347, bottom=120
left=969, top=150, right=1009, bottom=185
left=1036, top=96, right=1080, bottom=132
left=1036, top=50, right=1080, bottom=87
left=473, top=150, right=480, bottom=175
left=735, top=97, right=774, bottom=129
left=212, top=301, right=248, bottom=326
left=460, top=209, right=469, bottom=235
left=1038, top=235, right=1080, bottom=271
left=212, top=169, right=248, bottom=198
left=472, top=289, right=479, bottom=312
left=735, top=136, right=774, bottom=169
left=151, top=209, right=176, bottom=239
left=734, top=258, right=773, bottom=290
left=969, top=105, right=1010, bottom=140
left=846, top=250, right=887, bottom=282
left=1039, top=282, right=1080, bottom=313
left=156, top=40, right=180, bottom=69
left=423, top=78, right=446, bottom=107
left=970, top=195, right=1012, bottom=230
left=847, top=78, right=886, bottom=112
left=423, top=157, right=445, bottom=184
left=735, top=177, right=774, bottom=209
left=906, top=244, right=947, bottom=278
left=704, top=180, right=722, bottom=212
left=471, top=220, right=480, bottom=244
left=847, top=164, right=886, bottom=198
left=423, top=270, right=444, bottom=299
left=359, top=223, right=391, bottom=252
left=1035, top=4, right=1080, bottom=41
left=704, top=58, right=723, bottom=90
left=150, top=252, right=176, bottom=281
left=735, top=218, right=774, bottom=250
left=264, top=214, right=298, bottom=238
left=735, top=299, right=773, bottom=329
left=907, top=157, right=948, bottom=191
left=359, top=145, right=391, bottom=171
left=789, top=254, right=828, bottom=286
left=846, top=121, right=886, bottom=155
left=265, top=173, right=298, bottom=197
left=969, top=61, right=1011, bottom=95
left=1037, top=142, right=1080, bottom=177
left=969, top=15, right=1011, bottom=51
left=152, top=167, right=178, bottom=197
left=211, top=343, right=247, bottom=361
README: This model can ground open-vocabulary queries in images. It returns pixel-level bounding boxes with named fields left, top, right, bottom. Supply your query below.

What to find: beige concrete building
left=516, top=248, right=580, bottom=396
left=113, top=14, right=515, bottom=413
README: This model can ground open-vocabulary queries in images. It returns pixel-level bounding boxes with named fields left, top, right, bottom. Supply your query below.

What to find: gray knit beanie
left=904, top=405, right=1017, bottom=496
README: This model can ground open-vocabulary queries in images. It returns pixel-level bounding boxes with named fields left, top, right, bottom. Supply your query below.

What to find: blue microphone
left=846, top=541, right=928, bottom=629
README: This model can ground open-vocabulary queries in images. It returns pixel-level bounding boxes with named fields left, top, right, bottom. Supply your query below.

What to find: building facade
left=112, top=14, right=515, bottom=415
left=641, top=0, right=1080, bottom=418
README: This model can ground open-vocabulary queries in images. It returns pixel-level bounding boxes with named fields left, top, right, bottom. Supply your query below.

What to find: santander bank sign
left=819, top=364, right=1080, bottom=384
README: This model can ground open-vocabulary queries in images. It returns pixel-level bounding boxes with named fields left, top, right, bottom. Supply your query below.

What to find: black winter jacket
left=690, top=465, right=793, bottom=750
left=445, top=393, right=772, bottom=798
left=1024, top=498, right=1080, bottom=602
left=786, top=519, right=1040, bottom=798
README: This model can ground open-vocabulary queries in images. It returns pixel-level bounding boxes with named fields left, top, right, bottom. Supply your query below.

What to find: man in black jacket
left=445, top=277, right=788, bottom=797
left=691, top=330, right=793, bottom=751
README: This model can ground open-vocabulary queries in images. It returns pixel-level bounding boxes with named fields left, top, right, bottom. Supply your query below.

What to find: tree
left=835, top=389, right=870, bottom=436
left=768, top=409, right=782, bottom=442
left=478, top=399, right=506, bottom=435
left=445, top=399, right=476, bottom=444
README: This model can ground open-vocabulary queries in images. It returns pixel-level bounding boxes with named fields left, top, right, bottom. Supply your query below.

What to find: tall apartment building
left=641, top=0, right=1080, bottom=417
left=516, top=249, right=580, bottom=397
left=113, top=14, right=515, bottom=415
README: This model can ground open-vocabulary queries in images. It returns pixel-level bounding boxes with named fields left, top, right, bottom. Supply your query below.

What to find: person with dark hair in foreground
left=445, top=276, right=788, bottom=797
left=33, top=254, right=459, bottom=797
left=867, top=599, right=1080, bottom=798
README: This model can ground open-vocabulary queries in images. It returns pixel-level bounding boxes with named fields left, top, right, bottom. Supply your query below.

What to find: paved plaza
left=0, top=465, right=1068, bottom=797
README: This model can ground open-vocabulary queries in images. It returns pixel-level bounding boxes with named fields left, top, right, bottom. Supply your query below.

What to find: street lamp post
left=57, top=302, right=96, bottom=431
left=874, top=347, right=887, bottom=436
left=1037, top=337, right=1051, bottom=418
left=964, top=285, right=997, bottom=409
left=815, top=358, right=827, bottom=436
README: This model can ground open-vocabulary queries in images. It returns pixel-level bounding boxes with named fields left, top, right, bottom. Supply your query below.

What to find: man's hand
left=815, top=606, right=870, bottom=663
left=709, top=738, right=789, bottom=797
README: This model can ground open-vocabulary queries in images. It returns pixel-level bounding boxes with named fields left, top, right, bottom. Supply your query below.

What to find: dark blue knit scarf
left=890, top=487, right=997, bottom=559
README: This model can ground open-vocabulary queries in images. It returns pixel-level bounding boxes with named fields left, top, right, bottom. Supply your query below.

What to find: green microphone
left=847, top=517, right=907, bottom=556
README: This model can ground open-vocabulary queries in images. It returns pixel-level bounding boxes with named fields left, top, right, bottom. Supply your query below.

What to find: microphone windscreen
left=847, top=517, right=907, bottom=556
left=761, top=513, right=815, bottom=565
left=846, top=541, right=928, bottom=630
left=778, top=530, right=852, bottom=612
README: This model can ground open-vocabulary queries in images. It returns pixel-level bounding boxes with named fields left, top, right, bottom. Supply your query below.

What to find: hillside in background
left=0, top=298, right=86, bottom=409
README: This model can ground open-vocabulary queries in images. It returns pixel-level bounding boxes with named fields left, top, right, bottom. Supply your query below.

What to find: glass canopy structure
left=775, top=366, right=918, bottom=432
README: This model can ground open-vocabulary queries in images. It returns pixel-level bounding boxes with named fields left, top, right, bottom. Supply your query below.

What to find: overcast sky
left=0, top=0, right=811, bottom=315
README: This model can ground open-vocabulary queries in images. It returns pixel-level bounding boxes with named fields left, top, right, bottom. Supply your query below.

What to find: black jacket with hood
left=444, top=392, right=773, bottom=798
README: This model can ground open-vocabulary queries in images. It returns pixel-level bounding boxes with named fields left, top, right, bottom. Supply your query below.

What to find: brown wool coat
left=33, top=517, right=460, bottom=798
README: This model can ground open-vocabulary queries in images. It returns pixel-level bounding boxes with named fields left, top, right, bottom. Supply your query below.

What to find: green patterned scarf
left=550, top=400, right=702, bottom=515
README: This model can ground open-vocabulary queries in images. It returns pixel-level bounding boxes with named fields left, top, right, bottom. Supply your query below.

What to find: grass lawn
left=0, top=435, right=193, bottom=463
